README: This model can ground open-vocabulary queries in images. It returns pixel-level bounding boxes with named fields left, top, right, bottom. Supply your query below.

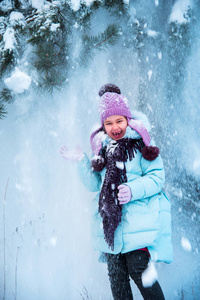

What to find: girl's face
left=104, top=115, right=128, bottom=140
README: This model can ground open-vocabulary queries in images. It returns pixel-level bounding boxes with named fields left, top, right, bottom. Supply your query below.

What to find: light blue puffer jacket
left=77, top=123, right=173, bottom=263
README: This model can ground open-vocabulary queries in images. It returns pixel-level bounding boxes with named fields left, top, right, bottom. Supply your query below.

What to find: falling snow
left=0, top=1, right=200, bottom=299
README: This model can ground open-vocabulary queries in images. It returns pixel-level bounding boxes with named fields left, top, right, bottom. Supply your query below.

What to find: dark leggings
left=107, top=250, right=165, bottom=300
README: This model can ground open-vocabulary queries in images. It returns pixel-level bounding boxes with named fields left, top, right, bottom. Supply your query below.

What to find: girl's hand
left=60, top=145, right=84, bottom=161
left=117, top=184, right=132, bottom=204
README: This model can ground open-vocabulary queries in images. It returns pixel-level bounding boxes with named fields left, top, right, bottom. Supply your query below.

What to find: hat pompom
left=142, top=146, right=160, bottom=161
left=99, top=83, right=121, bottom=97
left=91, top=155, right=106, bottom=172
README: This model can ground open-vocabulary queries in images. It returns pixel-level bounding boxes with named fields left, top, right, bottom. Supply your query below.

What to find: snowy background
left=0, top=0, right=200, bottom=299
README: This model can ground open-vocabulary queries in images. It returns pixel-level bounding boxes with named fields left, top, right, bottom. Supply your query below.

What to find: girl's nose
left=112, top=123, right=118, bottom=130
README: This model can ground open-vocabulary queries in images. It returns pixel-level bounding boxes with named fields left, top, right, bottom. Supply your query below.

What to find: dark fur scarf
left=92, top=138, right=144, bottom=250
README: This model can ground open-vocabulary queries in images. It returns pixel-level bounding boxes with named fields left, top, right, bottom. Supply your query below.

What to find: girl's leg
left=107, top=253, right=133, bottom=300
left=125, top=250, right=165, bottom=300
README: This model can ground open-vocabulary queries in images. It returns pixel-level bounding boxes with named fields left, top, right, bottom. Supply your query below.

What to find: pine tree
left=0, top=88, right=14, bottom=119
left=0, top=0, right=128, bottom=107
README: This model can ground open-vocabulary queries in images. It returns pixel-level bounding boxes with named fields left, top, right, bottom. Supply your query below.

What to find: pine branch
left=25, top=5, right=70, bottom=45
left=0, top=103, right=7, bottom=120
left=32, top=41, right=69, bottom=93
left=25, top=11, right=39, bottom=24
left=11, top=0, right=21, bottom=9
left=104, top=0, right=129, bottom=14
left=0, top=88, right=14, bottom=103
left=73, top=1, right=102, bottom=28
left=36, top=72, right=68, bottom=94
left=33, top=46, right=60, bottom=72
left=0, top=49, right=15, bottom=77
left=84, top=24, right=120, bottom=50
left=80, top=23, right=120, bottom=66
left=0, top=88, right=14, bottom=120
left=93, top=24, right=120, bottom=48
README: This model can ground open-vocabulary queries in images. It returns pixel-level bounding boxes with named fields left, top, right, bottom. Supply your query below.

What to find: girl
left=60, top=84, right=173, bottom=300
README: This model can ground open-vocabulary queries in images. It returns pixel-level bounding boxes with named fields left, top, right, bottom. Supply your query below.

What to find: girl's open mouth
left=112, top=131, right=123, bottom=138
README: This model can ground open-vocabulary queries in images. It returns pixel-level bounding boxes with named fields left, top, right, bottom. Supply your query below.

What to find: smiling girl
left=60, top=84, right=173, bottom=300
left=104, top=115, right=128, bottom=140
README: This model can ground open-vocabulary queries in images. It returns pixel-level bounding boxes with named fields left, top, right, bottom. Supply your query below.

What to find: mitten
left=117, top=184, right=132, bottom=204
left=60, top=144, right=84, bottom=161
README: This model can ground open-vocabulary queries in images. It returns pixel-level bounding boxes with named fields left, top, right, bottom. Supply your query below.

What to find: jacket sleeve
left=125, top=153, right=165, bottom=201
left=77, top=154, right=101, bottom=192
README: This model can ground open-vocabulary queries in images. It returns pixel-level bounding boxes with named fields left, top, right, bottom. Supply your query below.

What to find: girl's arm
left=125, top=152, right=165, bottom=201
left=77, top=154, right=101, bottom=192
left=60, top=145, right=101, bottom=192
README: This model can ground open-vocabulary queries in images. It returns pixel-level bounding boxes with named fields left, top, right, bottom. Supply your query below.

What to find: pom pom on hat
left=99, top=83, right=121, bottom=96
left=128, top=119, right=160, bottom=161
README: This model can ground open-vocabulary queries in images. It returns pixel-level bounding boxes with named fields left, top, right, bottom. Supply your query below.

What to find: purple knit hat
left=98, top=84, right=132, bottom=125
